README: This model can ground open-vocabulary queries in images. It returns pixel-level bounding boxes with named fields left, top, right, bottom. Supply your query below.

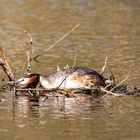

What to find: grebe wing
left=51, top=67, right=107, bottom=88
left=68, top=71, right=106, bottom=88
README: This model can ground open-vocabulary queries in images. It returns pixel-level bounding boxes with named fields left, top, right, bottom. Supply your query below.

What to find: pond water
left=0, top=0, right=140, bottom=140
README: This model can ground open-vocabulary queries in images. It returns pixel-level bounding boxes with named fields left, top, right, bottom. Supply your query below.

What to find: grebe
left=16, top=67, right=107, bottom=90
left=15, top=73, right=40, bottom=88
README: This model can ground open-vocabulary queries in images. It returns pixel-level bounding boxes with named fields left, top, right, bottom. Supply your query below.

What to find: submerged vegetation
left=0, top=24, right=140, bottom=104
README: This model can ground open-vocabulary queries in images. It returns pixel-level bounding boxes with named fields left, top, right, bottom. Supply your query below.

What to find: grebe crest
left=16, top=73, right=40, bottom=88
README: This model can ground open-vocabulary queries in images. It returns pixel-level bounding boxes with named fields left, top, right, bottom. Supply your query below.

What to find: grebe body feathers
left=40, top=67, right=107, bottom=89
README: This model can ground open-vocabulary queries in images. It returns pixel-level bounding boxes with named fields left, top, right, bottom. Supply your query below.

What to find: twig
left=26, top=32, right=33, bottom=44
left=0, top=46, right=14, bottom=81
left=15, top=87, right=86, bottom=107
left=100, top=87, right=122, bottom=97
left=110, top=63, right=135, bottom=92
left=21, top=24, right=79, bottom=75
left=109, top=68, right=115, bottom=84
left=56, top=69, right=73, bottom=89
left=16, top=88, right=57, bottom=91
left=13, top=69, right=17, bottom=96
left=55, top=65, right=61, bottom=72
left=21, top=31, right=34, bottom=75
left=100, top=56, right=108, bottom=75
left=15, top=88, right=87, bottom=92
left=104, top=82, right=112, bottom=90
left=0, top=59, right=14, bottom=81
left=32, top=24, right=79, bottom=61
left=20, top=29, right=33, bottom=44
left=26, top=51, right=32, bottom=74
left=72, top=47, right=77, bottom=68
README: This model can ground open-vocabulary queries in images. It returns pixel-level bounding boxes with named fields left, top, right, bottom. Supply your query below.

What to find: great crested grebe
left=15, top=73, right=40, bottom=88
left=16, top=67, right=108, bottom=90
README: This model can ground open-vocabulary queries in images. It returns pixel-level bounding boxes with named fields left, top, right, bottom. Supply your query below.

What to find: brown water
left=0, top=0, right=140, bottom=140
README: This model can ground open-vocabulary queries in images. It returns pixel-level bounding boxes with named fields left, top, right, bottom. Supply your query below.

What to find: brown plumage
left=16, top=67, right=108, bottom=90
left=70, top=74, right=106, bottom=88
left=16, top=73, right=40, bottom=89
left=40, top=67, right=107, bottom=89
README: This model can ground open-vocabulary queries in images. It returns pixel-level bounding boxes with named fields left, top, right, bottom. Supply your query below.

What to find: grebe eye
left=19, top=79, right=24, bottom=82
left=16, top=78, right=25, bottom=84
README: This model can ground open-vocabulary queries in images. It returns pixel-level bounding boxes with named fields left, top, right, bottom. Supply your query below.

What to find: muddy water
left=0, top=0, right=140, bottom=140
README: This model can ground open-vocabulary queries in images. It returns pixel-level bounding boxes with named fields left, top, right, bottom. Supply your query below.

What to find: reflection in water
left=15, top=96, right=40, bottom=118
left=0, top=92, right=140, bottom=140
left=14, top=94, right=96, bottom=119
left=0, top=0, right=140, bottom=140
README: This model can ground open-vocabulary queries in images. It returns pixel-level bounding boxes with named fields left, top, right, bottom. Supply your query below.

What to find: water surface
left=0, top=0, right=140, bottom=140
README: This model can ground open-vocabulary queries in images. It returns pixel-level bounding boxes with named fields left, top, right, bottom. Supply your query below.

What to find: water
left=0, top=0, right=140, bottom=140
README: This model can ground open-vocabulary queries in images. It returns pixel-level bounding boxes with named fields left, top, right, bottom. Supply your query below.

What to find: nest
left=0, top=25, right=139, bottom=102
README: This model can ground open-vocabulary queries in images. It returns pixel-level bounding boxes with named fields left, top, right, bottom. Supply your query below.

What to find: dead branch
left=0, top=46, right=14, bottom=78
left=32, top=24, right=79, bottom=61
left=26, top=51, right=32, bottom=74
left=100, top=56, right=108, bottom=75
left=15, top=87, right=88, bottom=107
left=109, top=68, right=115, bottom=84
left=13, top=70, right=17, bottom=96
left=0, top=45, right=14, bottom=81
left=21, top=31, right=34, bottom=75
left=15, top=86, right=123, bottom=98
left=0, top=59, right=14, bottom=81
left=21, top=24, right=79, bottom=75
left=56, top=69, right=72, bottom=89
left=54, top=65, right=61, bottom=72
left=20, top=29, right=33, bottom=44
left=16, top=88, right=52, bottom=91
left=100, top=87, right=123, bottom=97
left=64, top=65, right=69, bottom=70
left=110, top=63, right=135, bottom=92
left=26, top=32, right=33, bottom=44
left=72, top=47, right=77, bottom=68
left=15, top=87, right=92, bottom=92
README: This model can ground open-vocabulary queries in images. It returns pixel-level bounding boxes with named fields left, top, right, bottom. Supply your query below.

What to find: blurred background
left=0, top=0, right=140, bottom=140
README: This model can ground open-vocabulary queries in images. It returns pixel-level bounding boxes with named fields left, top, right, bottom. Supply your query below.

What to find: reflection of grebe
left=16, top=67, right=108, bottom=90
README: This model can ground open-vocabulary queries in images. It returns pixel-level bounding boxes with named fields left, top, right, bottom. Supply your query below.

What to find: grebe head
left=16, top=73, right=40, bottom=88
